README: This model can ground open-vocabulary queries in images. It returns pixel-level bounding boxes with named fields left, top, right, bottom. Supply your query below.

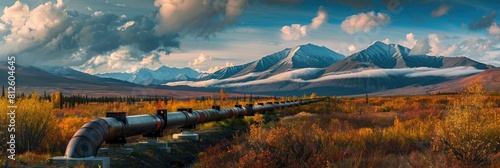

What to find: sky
left=0, top=0, right=499, bottom=74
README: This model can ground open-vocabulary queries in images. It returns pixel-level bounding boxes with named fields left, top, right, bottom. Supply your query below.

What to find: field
left=1, top=84, right=500, bottom=167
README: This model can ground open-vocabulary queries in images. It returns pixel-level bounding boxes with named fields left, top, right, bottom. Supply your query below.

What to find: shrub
left=434, top=81, right=500, bottom=166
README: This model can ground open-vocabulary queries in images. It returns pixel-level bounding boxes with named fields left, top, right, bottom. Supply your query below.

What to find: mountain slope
left=36, top=66, right=137, bottom=86
left=325, top=41, right=492, bottom=73
left=98, top=66, right=200, bottom=85
left=203, top=43, right=344, bottom=80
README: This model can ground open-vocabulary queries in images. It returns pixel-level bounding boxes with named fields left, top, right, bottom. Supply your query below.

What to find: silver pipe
left=64, top=98, right=323, bottom=158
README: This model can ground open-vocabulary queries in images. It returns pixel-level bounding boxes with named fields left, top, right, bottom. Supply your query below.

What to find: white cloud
left=108, top=48, right=137, bottom=69
left=409, top=33, right=459, bottom=56
left=340, top=11, right=390, bottom=34
left=489, top=22, right=500, bottom=35
left=140, top=54, right=160, bottom=66
left=309, top=6, right=328, bottom=30
left=0, top=0, right=68, bottom=54
left=348, top=44, right=356, bottom=52
left=117, top=21, right=135, bottom=31
left=431, top=4, right=450, bottom=17
left=92, top=55, right=107, bottom=66
left=305, top=67, right=483, bottom=83
left=190, top=53, right=213, bottom=67
left=86, top=7, right=92, bottom=11
left=280, top=6, right=327, bottom=40
left=225, top=68, right=323, bottom=87
left=406, top=66, right=482, bottom=77
left=401, top=33, right=417, bottom=48
left=116, top=3, right=126, bottom=7
left=280, top=24, right=307, bottom=40
left=168, top=67, right=484, bottom=88
left=93, top=11, right=104, bottom=16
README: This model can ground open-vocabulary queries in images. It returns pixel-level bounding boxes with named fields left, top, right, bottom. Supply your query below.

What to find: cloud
left=280, top=6, right=328, bottom=40
left=340, top=11, right=390, bottom=34
left=166, top=66, right=484, bottom=88
left=348, top=44, right=356, bottom=52
left=225, top=68, right=323, bottom=87
left=190, top=53, right=213, bottom=67
left=93, top=11, right=104, bottom=16
left=309, top=6, right=328, bottom=30
left=140, top=54, right=161, bottom=66
left=431, top=4, right=450, bottom=17
left=468, top=11, right=497, bottom=31
left=154, top=0, right=249, bottom=38
left=427, top=34, right=458, bottom=56
left=408, top=34, right=460, bottom=56
left=166, top=71, right=263, bottom=87
left=399, top=31, right=499, bottom=65
left=107, top=47, right=137, bottom=69
left=281, top=24, right=307, bottom=40
left=91, top=55, right=107, bottom=66
left=117, top=21, right=135, bottom=31
left=0, top=1, right=180, bottom=68
left=400, top=33, right=417, bottom=48
left=207, top=61, right=234, bottom=73
left=459, top=36, right=498, bottom=58
left=306, top=67, right=483, bottom=83
left=408, top=39, right=429, bottom=56
left=405, top=66, right=482, bottom=77
left=489, top=22, right=500, bottom=35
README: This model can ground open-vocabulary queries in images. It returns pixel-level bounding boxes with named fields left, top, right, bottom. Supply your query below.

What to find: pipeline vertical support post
left=138, top=109, right=171, bottom=152
left=173, top=108, right=199, bottom=140
left=245, top=104, right=255, bottom=116
left=98, top=112, right=133, bottom=155
left=234, top=104, right=244, bottom=118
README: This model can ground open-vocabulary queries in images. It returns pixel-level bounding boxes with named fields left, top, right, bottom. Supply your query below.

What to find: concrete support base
left=49, top=156, right=110, bottom=168
left=138, top=137, right=172, bottom=152
left=97, top=144, right=133, bottom=155
left=173, top=131, right=199, bottom=140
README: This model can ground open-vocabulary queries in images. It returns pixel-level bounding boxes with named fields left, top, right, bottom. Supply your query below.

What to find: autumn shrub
left=434, top=81, right=500, bottom=166
left=0, top=94, right=57, bottom=154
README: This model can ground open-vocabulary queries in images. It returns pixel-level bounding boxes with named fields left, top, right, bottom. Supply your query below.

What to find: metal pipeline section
left=64, top=98, right=323, bottom=158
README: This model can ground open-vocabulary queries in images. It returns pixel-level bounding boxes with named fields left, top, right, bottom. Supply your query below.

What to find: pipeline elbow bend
left=64, top=119, right=111, bottom=158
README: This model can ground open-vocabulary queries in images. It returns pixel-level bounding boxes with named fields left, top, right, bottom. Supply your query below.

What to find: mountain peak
left=371, top=40, right=387, bottom=45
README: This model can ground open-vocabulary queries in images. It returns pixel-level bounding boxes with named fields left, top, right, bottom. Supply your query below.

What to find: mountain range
left=96, top=66, right=200, bottom=85
left=9, top=41, right=497, bottom=96
left=166, top=41, right=493, bottom=95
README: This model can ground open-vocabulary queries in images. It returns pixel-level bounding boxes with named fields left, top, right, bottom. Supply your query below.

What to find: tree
left=310, top=93, right=317, bottom=99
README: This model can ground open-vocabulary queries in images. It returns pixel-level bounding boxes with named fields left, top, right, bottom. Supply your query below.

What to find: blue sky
left=0, top=0, right=498, bottom=74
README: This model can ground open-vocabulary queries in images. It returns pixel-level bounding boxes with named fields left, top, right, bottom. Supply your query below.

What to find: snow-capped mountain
left=325, top=41, right=491, bottom=73
left=202, top=43, right=344, bottom=80
left=167, top=41, right=494, bottom=95
left=98, top=66, right=200, bottom=85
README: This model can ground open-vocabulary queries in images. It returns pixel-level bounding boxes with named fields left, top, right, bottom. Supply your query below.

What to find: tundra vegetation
left=0, top=83, right=499, bottom=167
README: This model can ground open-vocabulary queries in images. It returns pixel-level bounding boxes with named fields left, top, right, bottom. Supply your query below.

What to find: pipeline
left=64, top=98, right=323, bottom=158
